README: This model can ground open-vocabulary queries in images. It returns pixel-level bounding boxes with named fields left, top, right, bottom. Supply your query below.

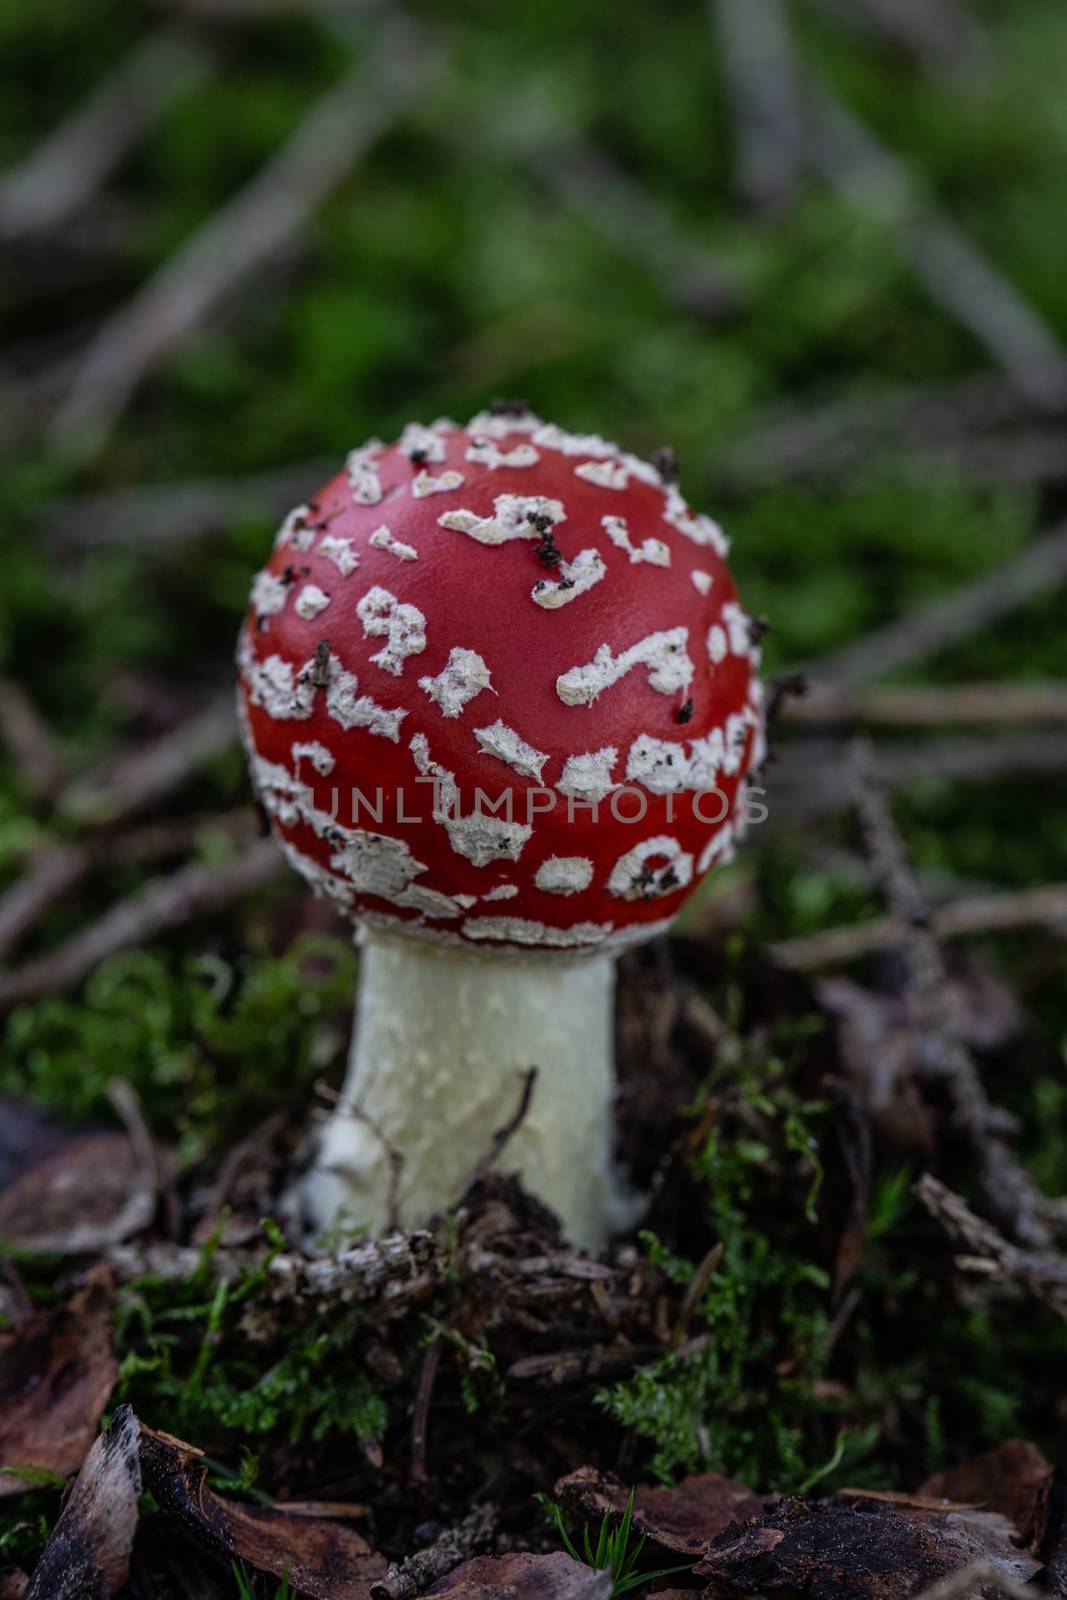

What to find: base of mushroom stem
left=287, top=928, right=637, bottom=1254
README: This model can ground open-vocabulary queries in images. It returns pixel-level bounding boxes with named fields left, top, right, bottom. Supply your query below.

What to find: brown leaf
left=0, top=1130, right=155, bottom=1257
left=694, top=1496, right=1042, bottom=1599
left=428, top=1553, right=613, bottom=1600
left=0, top=1571, right=27, bottom=1600
left=554, top=1467, right=764, bottom=1555
left=137, top=1421, right=387, bottom=1599
left=0, top=1265, right=117, bottom=1498
left=23, top=1405, right=141, bottom=1600
left=920, top=1441, right=1054, bottom=1551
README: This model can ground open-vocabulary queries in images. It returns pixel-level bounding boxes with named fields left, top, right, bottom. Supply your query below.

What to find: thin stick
left=514, top=134, right=741, bottom=321
left=370, top=1507, right=499, bottom=1600
left=0, top=28, right=211, bottom=240
left=44, top=461, right=332, bottom=548
left=0, top=837, right=283, bottom=1010
left=668, top=1241, right=724, bottom=1350
left=715, top=372, right=1026, bottom=486
left=808, top=0, right=983, bottom=75
left=916, top=1174, right=1067, bottom=1324
left=0, top=678, right=65, bottom=800
left=0, top=811, right=254, bottom=965
left=709, top=0, right=804, bottom=211
left=314, top=1078, right=405, bottom=1234
left=410, top=1339, right=441, bottom=1484
left=806, top=520, right=1067, bottom=689
left=50, top=17, right=431, bottom=453
left=772, top=730, right=1067, bottom=822
left=459, top=1067, right=539, bottom=1201
left=851, top=745, right=1066, bottom=1248
left=806, top=82, right=1067, bottom=412
left=0, top=846, right=88, bottom=962
left=773, top=882, right=1067, bottom=970
left=59, top=690, right=236, bottom=825
left=788, top=681, right=1067, bottom=728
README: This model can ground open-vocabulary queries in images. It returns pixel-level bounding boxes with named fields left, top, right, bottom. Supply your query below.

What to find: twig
left=851, top=745, right=1067, bottom=1248
left=788, top=682, right=1067, bottom=728
left=410, top=1338, right=441, bottom=1484
left=44, top=461, right=331, bottom=548
left=714, top=372, right=1028, bottom=486
left=709, top=0, right=804, bottom=211
left=50, top=16, right=431, bottom=453
left=806, top=81, right=1067, bottom=411
left=512, top=133, right=741, bottom=321
left=0, top=678, right=65, bottom=800
left=772, top=730, right=1067, bottom=821
left=915, top=425, right=1067, bottom=485
left=369, top=1506, right=499, bottom=1600
left=0, top=28, right=211, bottom=240
left=58, top=689, right=237, bottom=825
left=459, top=1067, right=539, bottom=1201
left=772, top=882, right=1067, bottom=969
left=0, top=810, right=254, bottom=964
left=0, top=847, right=88, bottom=963
left=808, top=0, right=984, bottom=76
left=106, top=1077, right=161, bottom=1219
left=806, top=519, right=1067, bottom=689
left=0, top=837, right=284, bottom=1010
left=916, top=1174, right=1067, bottom=1324
left=668, top=1240, right=724, bottom=1350
left=314, top=1078, right=405, bottom=1234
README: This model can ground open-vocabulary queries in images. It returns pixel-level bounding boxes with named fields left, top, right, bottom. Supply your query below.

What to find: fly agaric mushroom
left=237, top=407, right=763, bottom=1250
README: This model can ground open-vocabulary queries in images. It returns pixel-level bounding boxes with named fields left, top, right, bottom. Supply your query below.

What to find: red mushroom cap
left=237, top=410, right=763, bottom=954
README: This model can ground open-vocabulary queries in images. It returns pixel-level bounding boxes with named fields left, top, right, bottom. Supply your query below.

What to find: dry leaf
left=0, top=1265, right=117, bottom=1498
left=0, top=1130, right=155, bottom=1256
left=429, top=1553, right=613, bottom=1600
left=694, top=1496, right=1042, bottom=1599
left=920, top=1441, right=1054, bottom=1551
left=554, top=1467, right=764, bottom=1555
left=138, top=1421, right=387, bottom=1599
left=23, top=1406, right=141, bottom=1600
left=0, top=1571, right=27, bottom=1600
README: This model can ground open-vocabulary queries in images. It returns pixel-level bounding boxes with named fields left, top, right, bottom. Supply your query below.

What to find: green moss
left=601, top=1061, right=834, bottom=1490
left=1, top=937, right=357, bottom=1164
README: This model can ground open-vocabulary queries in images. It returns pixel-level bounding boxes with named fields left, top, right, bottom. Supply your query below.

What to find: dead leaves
left=22, top=1408, right=140, bottom=1600
left=138, top=1422, right=388, bottom=1600
left=920, top=1439, right=1054, bottom=1551
left=0, top=1091, right=157, bottom=1257
left=429, top=1554, right=612, bottom=1600
left=555, top=1469, right=764, bottom=1556
left=0, top=1266, right=117, bottom=1498
left=694, top=1496, right=1042, bottom=1600
left=554, top=1459, right=1064, bottom=1600
left=7, top=1408, right=1066, bottom=1600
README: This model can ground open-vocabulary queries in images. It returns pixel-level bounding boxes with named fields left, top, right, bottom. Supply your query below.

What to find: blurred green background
left=2, top=0, right=1066, bottom=950
left=1, top=0, right=1067, bottom=1523
left=2, top=0, right=1066, bottom=1087
left=1, top=0, right=1065, bottom=1094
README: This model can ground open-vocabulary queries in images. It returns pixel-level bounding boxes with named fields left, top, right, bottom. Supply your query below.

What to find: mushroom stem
left=294, top=929, right=631, bottom=1252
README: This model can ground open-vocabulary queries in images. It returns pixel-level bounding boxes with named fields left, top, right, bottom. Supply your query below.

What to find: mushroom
left=237, top=408, right=763, bottom=1251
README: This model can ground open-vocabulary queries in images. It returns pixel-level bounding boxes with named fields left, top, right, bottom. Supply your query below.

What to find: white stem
left=295, top=929, right=630, bottom=1252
